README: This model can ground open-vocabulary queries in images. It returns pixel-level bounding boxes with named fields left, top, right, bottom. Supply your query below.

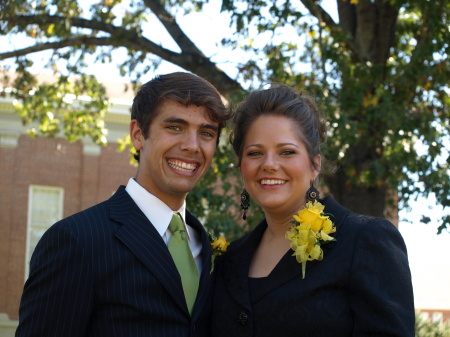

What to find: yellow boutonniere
left=286, top=200, right=336, bottom=279
left=210, top=236, right=230, bottom=273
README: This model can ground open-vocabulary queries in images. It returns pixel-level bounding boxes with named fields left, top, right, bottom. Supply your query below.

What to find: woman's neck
left=263, top=212, right=296, bottom=239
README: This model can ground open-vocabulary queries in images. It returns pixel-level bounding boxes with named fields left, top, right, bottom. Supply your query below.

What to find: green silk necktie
left=168, top=213, right=199, bottom=315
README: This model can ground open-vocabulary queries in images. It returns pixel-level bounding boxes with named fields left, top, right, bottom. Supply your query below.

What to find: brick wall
left=0, top=135, right=137, bottom=320
left=418, top=309, right=450, bottom=324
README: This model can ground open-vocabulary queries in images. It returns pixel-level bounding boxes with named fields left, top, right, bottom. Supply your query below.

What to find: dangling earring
left=240, top=189, right=250, bottom=220
left=306, top=182, right=319, bottom=203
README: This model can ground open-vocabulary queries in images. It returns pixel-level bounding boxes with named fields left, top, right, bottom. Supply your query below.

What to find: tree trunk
left=324, top=168, right=387, bottom=218
left=338, top=0, right=399, bottom=66
left=325, top=0, right=400, bottom=219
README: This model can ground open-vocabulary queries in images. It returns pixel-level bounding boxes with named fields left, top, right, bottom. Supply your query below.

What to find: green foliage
left=216, top=0, right=450, bottom=230
left=7, top=65, right=110, bottom=145
left=1, top=0, right=449, bottom=234
left=186, top=141, right=262, bottom=241
left=415, top=313, right=450, bottom=337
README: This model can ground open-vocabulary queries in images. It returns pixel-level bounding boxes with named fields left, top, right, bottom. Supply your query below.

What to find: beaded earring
left=240, top=189, right=250, bottom=220
left=306, top=182, right=320, bottom=203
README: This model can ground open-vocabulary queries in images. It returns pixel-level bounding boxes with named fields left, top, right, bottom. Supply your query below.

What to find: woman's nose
left=261, top=154, right=279, bottom=172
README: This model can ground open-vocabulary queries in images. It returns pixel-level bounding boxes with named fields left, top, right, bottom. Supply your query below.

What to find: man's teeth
left=168, top=160, right=196, bottom=172
left=260, top=179, right=286, bottom=185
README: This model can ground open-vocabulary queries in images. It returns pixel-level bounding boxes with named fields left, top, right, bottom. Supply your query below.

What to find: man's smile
left=168, top=159, right=198, bottom=172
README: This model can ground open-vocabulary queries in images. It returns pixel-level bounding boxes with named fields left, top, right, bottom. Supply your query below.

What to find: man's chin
left=170, top=180, right=200, bottom=194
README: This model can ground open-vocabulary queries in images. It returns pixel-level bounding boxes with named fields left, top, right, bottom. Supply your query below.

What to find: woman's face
left=240, top=115, right=320, bottom=216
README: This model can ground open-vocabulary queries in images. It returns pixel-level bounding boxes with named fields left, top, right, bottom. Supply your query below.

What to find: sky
left=2, top=0, right=449, bottom=309
left=398, top=197, right=450, bottom=310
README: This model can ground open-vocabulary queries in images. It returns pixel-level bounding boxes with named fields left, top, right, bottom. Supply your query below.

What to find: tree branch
left=3, top=14, right=189, bottom=62
left=0, top=37, right=119, bottom=60
left=300, top=0, right=359, bottom=59
left=300, top=0, right=337, bottom=28
left=9, top=14, right=124, bottom=35
left=3, top=14, right=242, bottom=96
left=143, top=0, right=204, bottom=55
left=337, top=0, right=356, bottom=37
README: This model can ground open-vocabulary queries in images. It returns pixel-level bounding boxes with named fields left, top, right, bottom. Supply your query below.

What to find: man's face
left=130, top=99, right=219, bottom=210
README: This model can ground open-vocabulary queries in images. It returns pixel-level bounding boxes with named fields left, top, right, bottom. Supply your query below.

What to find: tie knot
left=169, top=213, right=184, bottom=233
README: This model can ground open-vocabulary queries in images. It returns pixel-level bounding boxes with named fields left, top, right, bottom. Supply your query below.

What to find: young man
left=15, top=72, right=231, bottom=337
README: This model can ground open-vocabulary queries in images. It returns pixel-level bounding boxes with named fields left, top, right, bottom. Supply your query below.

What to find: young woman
left=211, top=85, right=415, bottom=337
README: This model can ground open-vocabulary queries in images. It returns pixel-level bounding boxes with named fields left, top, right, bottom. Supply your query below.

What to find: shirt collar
left=125, top=178, right=190, bottom=240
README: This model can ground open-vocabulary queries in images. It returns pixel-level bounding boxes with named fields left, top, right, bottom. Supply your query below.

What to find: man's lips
left=168, top=159, right=199, bottom=172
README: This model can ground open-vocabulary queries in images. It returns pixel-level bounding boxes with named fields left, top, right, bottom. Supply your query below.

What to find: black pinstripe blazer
left=16, top=185, right=214, bottom=337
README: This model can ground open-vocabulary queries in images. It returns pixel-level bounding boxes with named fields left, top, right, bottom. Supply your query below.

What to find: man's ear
left=130, top=119, right=144, bottom=151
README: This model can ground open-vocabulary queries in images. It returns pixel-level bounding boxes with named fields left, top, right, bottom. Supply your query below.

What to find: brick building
left=0, top=85, right=137, bottom=336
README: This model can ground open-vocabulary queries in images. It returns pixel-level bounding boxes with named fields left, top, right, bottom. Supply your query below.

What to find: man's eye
left=167, top=125, right=180, bottom=131
left=201, top=131, right=214, bottom=137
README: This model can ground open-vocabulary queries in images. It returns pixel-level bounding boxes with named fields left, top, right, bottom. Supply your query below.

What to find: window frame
left=25, top=185, right=64, bottom=279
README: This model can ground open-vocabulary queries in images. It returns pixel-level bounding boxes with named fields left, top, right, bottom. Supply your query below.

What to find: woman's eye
left=247, top=151, right=262, bottom=156
left=281, top=150, right=295, bottom=155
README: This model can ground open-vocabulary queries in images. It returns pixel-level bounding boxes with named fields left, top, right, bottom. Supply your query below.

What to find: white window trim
left=25, top=185, right=64, bottom=280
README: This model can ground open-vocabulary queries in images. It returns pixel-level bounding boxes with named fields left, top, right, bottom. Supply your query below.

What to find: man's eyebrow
left=202, top=124, right=219, bottom=132
left=162, top=117, right=218, bottom=132
left=162, top=117, right=188, bottom=125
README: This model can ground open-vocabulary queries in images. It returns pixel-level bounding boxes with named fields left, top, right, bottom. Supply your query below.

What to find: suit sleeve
left=16, top=222, right=94, bottom=337
left=348, top=218, right=415, bottom=337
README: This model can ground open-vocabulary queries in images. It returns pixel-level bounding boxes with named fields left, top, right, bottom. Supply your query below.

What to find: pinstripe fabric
left=16, top=186, right=214, bottom=337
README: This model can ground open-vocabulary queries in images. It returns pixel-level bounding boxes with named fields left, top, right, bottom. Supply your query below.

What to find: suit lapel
left=224, top=196, right=348, bottom=307
left=109, top=186, right=188, bottom=315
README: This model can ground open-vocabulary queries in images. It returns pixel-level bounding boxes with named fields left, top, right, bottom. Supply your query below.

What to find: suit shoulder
left=345, top=212, right=398, bottom=233
left=48, top=192, right=126, bottom=243
left=323, top=197, right=402, bottom=248
left=59, top=199, right=111, bottom=226
left=340, top=211, right=408, bottom=258
left=324, top=197, right=395, bottom=230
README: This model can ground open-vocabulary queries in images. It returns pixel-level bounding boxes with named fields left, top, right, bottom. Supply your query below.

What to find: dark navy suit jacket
left=16, top=185, right=214, bottom=337
left=211, top=196, right=415, bottom=337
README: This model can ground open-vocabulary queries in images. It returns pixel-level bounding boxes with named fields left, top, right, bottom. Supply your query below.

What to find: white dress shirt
left=125, top=178, right=203, bottom=274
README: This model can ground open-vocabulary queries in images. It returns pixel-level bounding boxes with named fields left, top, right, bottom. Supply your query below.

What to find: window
left=432, top=312, right=443, bottom=324
left=26, top=185, right=64, bottom=278
left=419, top=312, right=430, bottom=322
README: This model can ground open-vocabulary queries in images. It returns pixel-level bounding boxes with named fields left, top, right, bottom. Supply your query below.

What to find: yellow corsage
left=210, top=236, right=230, bottom=273
left=286, top=200, right=336, bottom=279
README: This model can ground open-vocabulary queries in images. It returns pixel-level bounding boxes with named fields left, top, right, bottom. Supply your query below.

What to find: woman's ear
left=313, top=155, right=322, bottom=180
left=130, top=119, right=144, bottom=151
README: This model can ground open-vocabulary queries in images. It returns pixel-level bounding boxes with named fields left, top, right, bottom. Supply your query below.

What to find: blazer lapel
left=228, top=196, right=348, bottom=306
left=220, top=221, right=268, bottom=312
left=109, top=186, right=188, bottom=315
left=246, top=223, right=304, bottom=304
